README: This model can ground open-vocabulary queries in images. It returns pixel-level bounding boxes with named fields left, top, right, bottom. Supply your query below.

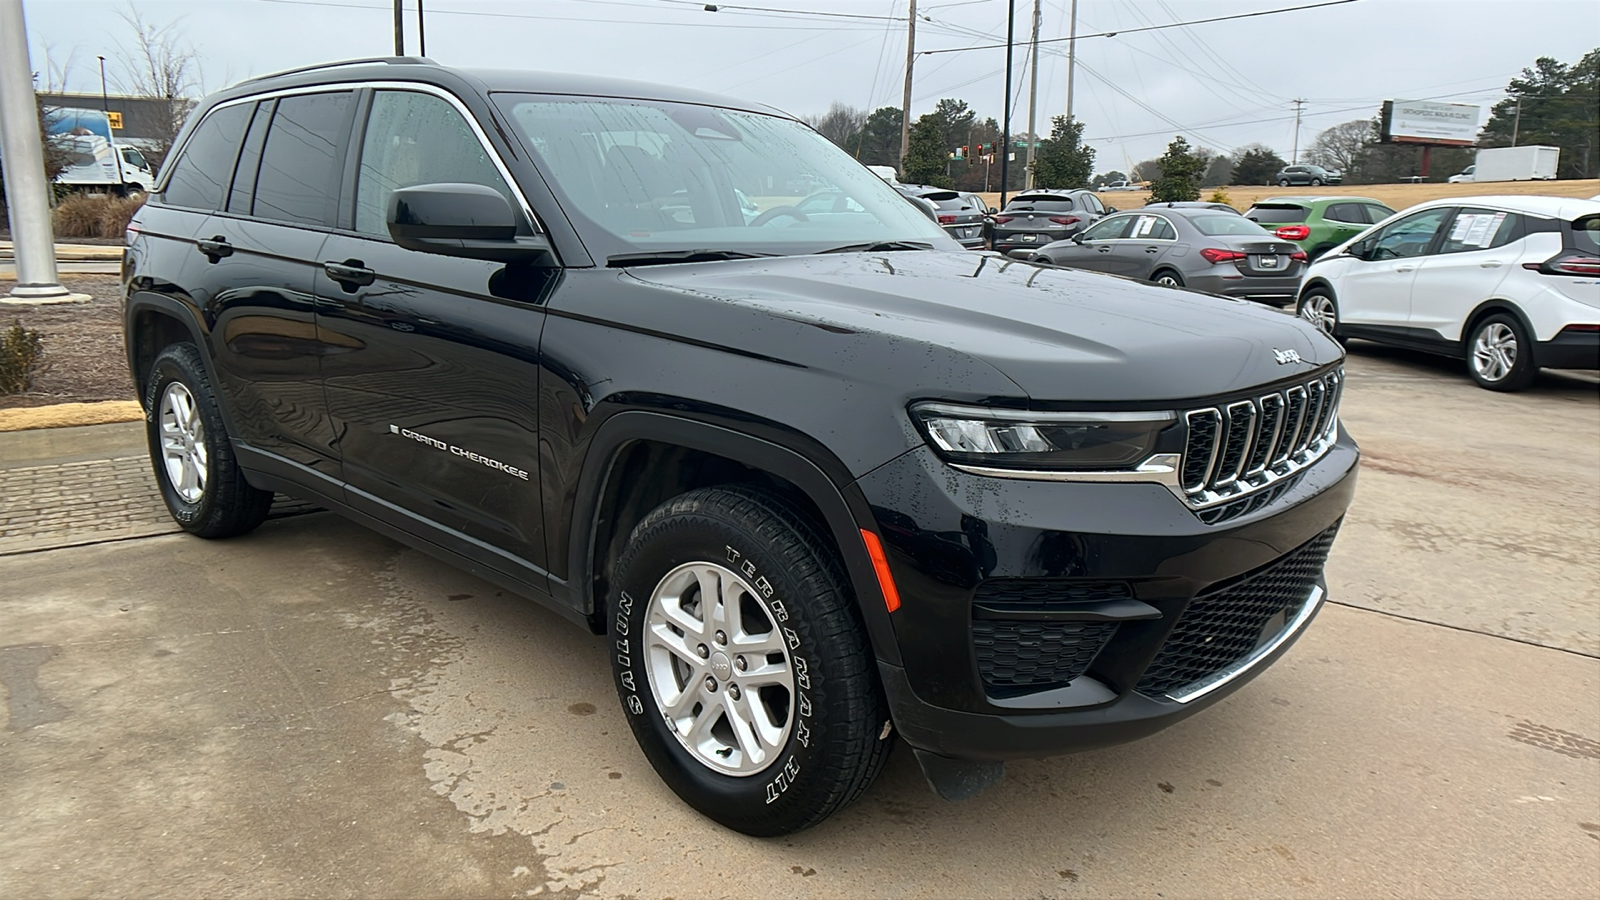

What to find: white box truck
left=1469, top=145, right=1559, bottom=182
left=40, top=107, right=155, bottom=193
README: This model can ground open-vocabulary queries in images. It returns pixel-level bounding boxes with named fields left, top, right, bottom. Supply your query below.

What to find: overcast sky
left=22, top=0, right=1597, bottom=169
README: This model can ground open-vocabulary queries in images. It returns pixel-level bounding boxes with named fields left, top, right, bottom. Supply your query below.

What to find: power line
left=921, top=0, right=1360, bottom=54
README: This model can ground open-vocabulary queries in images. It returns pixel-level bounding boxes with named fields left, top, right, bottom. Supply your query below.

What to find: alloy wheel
left=1301, top=293, right=1337, bottom=335
left=644, top=561, right=795, bottom=776
left=1471, top=322, right=1518, bottom=383
left=159, top=382, right=208, bottom=504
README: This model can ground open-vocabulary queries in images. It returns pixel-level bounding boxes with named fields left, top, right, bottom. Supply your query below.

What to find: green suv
left=1244, top=196, right=1395, bottom=260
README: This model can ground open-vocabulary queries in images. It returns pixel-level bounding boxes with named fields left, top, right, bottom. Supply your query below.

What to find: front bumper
left=856, top=430, right=1358, bottom=762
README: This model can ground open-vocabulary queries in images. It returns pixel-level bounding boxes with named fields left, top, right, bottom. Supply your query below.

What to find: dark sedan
left=1030, top=206, right=1308, bottom=306
left=991, top=189, right=1109, bottom=255
left=897, top=185, right=986, bottom=249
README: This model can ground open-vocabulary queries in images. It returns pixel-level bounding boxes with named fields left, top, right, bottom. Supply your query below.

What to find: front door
left=1337, top=207, right=1453, bottom=330
left=314, top=88, right=554, bottom=583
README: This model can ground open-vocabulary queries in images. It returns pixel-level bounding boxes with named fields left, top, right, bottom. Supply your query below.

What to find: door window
left=1367, top=208, right=1450, bottom=260
left=1129, top=215, right=1177, bottom=240
left=252, top=91, right=353, bottom=227
left=1081, top=215, right=1134, bottom=241
left=354, top=91, right=519, bottom=237
left=1082, top=193, right=1105, bottom=215
left=1324, top=203, right=1363, bottom=224
left=162, top=103, right=252, bottom=211
left=1438, top=208, right=1521, bottom=254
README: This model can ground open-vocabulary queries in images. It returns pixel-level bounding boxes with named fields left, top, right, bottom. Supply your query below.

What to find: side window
left=226, top=100, right=270, bottom=215
left=1438, top=208, right=1521, bottom=254
left=1324, top=203, right=1359, bottom=224
left=1362, top=204, right=1395, bottom=224
left=1368, top=208, right=1451, bottom=260
left=162, top=103, right=252, bottom=211
left=354, top=90, right=518, bottom=238
left=1083, top=193, right=1105, bottom=215
left=252, top=91, right=353, bottom=227
left=1082, top=215, right=1134, bottom=241
left=1130, top=215, right=1176, bottom=240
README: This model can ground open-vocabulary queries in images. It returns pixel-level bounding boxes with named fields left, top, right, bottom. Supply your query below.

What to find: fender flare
left=1461, top=299, right=1537, bottom=351
left=565, top=409, right=904, bottom=667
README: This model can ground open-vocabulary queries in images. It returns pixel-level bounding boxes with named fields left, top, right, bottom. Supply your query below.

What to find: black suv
left=123, top=59, right=1358, bottom=836
left=991, top=189, right=1110, bottom=256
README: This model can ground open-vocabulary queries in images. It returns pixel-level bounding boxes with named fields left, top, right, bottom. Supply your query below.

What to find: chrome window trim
left=156, top=80, right=545, bottom=234
left=1164, top=585, right=1325, bottom=704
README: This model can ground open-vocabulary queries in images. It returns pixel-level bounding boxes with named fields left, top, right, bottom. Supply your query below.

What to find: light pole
left=98, top=55, right=125, bottom=195
left=0, top=0, right=85, bottom=304
left=999, top=0, right=1015, bottom=207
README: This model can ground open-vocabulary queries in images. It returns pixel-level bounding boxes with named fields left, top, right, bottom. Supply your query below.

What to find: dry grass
left=976, top=179, right=1600, bottom=213
left=52, top=194, right=145, bottom=240
left=0, top=400, right=142, bottom=432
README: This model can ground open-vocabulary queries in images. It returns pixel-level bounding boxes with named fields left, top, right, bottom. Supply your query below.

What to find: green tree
left=1231, top=145, right=1287, bottom=185
left=1030, top=115, right=1095, bottom=189
left=847, top=106, right=902, bottom=167
left=930, top=98, right=977, bottom=154
left=1201, top=152, right=1234, bottom=187
left=901, top=114, right=953, bottom=187
left=1149, top=136, right=1204, bottom=202
left=1479, top=49, right=1599, bottom=178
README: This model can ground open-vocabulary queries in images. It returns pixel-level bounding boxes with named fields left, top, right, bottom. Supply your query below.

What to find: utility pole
left=998, top=0, right=1011, bottom=204
left=1511, top=96, right=1521, bottom=147
left=393, top=0, right=405, bottom=55
left=898, top=0, right=917, bottom=175
left=1064, top=0, right=1078, bottom=122
left=0, top=0, right=85, bottom=304
left=1023, top=0, right=1041, bottom=189
left=417, top=0, right=426, bottom=56
left=1290, top=98, right=1306, bottom=164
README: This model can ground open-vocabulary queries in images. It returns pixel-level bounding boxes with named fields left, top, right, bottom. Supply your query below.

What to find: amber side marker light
left=860, top=529, right=902, bottom=613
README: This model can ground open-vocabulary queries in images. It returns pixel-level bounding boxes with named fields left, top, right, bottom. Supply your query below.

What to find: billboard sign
left=1381, top=99, right=1481, bottom=146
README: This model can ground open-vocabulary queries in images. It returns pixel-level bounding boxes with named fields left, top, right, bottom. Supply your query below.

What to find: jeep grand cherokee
left=123, top=58, right=1358, bottom=836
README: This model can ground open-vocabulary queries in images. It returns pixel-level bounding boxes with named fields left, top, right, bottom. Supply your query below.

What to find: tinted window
left=924, top=194, right=969, bottom=211
left=1438, top=208, right=1520, bottom=254
left=1362, top=203, right=1396, bottom=224
left=1368, top=208, right=1450, bottom=259
left=1570, top=214, right=1600, bottom=254
left=226, top=101, right=269, bottom=215
left=1247, top=204, right=1307, bottom=224
left=1323, top=203, right=1363, bottom=224
left=162, top=103, right=251, bottom=210
left=1081, top=215, right=1134, bottom=240
left=253, top=92, right=352, bottom=227
left=1191, top=215, right=1272, bottom=237
left=354, top=90, right=515, bottom=237
left=1007, top=195, right=1075, bottom=212
left=1082, top=193, right=1105, bottom=214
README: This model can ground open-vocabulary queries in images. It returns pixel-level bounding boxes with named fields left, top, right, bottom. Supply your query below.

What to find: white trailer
left=41, top=106, right=155, bottom=193
left=1471, top=145, right=1560, bottom=182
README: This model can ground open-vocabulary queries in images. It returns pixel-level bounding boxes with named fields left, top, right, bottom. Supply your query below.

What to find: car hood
left=625, top=251, right=1342, bottom=402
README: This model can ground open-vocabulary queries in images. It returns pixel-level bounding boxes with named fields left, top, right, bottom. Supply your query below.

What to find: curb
left=0, top=400, right=143, bottom=433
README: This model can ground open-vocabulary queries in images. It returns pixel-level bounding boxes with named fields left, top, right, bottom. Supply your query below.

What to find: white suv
left=1296, top=195, right=1600, bottom=390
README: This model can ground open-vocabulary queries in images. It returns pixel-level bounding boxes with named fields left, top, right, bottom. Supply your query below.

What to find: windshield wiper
left=816, top=240, right=935, bottom=255
left=607, top=249, right=775, bottom=267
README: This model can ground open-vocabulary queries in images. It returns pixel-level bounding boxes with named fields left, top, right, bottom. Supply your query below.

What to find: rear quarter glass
left=1247, top=205, right=1308, bottom=224
left=1569, top=214, right=1600, bottom=254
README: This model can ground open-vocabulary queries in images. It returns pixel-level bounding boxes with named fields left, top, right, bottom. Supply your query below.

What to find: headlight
left=910, top=402, right=1177, bottom=471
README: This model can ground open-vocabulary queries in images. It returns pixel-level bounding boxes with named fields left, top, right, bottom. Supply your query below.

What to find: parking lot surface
left=2, top=345, right=1597, bottom=899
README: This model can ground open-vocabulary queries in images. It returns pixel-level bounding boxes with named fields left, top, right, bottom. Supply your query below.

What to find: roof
left=1406, top=194, right=1600, bottom=219
left=1249, top=196, right=1389, bottom=207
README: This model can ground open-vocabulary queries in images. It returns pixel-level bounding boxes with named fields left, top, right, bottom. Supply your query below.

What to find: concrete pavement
left=1, top=346, right=1597, bottom=898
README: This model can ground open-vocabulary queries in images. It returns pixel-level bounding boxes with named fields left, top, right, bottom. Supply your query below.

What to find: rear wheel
left=1467, top=313, right=1537, bottom=391
left=1278, top=178, right=1291, bottom=187
left=609, top=485, right=891, bottom=836
left=143, top=343, right=273, bottom=537
left=1307, top=243, right=1336, bottom=262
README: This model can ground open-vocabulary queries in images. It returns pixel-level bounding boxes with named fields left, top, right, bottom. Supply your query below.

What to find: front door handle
left=323, top=259, right=375, bottom=292
left=1097, top=246, right=1112, bottom=253
left=195, top=236, right=232, bottom=263
left=1394, top=265, right=1415, bottom=273
left=1479, top=261, right=1503, bottom=268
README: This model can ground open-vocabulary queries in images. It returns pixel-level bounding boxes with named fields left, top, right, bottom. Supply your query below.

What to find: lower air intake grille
left=974, top=620, right=1117, bottom=691
left=1135, top=523, right=1339, bottom=698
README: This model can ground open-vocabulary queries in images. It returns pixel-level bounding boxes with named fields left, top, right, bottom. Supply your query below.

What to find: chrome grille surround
left=1178, top=368, right=1343, bottom=510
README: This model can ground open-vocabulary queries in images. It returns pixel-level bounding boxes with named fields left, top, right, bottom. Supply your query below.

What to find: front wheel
left=1298, top=289, right=1345, bottom=344
left=609, top=486, right=891, bottom=836
left=1467, top=313, right=1537, bottom=391
left=1310, top=178, right=1322, bottom=186
left=143, top=343, right=274, bottom=537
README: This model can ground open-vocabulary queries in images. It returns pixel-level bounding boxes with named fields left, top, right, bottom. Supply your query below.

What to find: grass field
left=975, top=179, right=1600, bottom=214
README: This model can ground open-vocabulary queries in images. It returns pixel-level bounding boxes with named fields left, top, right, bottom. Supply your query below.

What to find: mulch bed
left=1, top=274, right=135, bottom=409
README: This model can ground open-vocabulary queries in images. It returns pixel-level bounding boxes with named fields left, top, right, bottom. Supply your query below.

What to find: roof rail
left=242, top=56, right=436, bottom=85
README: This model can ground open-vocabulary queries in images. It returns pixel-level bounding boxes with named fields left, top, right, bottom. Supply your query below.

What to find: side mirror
left=388, top=182, right=553, bottom=264
left=1105, top=206, right=1118, bottom=214
left=988, top=206, right=998, bottom=215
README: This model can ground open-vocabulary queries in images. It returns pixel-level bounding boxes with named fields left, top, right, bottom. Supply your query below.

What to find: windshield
left=1192, top=215, right=1274, bottom=236
left=1247, top=205, right=1307, bottom=224
left=495, top=95, right=949, bottom=258
left=1006, top=195, right=1075, bottom=212
left=120, top=147, right=147, bottom=169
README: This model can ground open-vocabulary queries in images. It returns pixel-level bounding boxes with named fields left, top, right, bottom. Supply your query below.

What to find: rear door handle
left=195, top=236, right=232, bottom=263
left=323, top=259, right=375, bottom=291
left=1144, top=247, right=1160, bottom=253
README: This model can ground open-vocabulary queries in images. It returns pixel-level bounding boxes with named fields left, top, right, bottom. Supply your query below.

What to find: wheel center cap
left=709, top=651, right=732, bottom=682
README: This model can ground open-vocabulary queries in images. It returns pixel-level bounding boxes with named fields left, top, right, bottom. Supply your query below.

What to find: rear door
left=1113, top=213, right=1179, bottom=279
left=1408, top=207, right=1522, bottom=341
left=1319, top=203, right=1371, bottom=251
left=313, top=87, right=554, bottom=584
left=191, top=91, right=354, bottom=480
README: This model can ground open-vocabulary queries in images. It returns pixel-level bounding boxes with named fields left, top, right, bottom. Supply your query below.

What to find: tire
left=1278, top=179, right=1291, bottom=187
left=1297, top=288, right=1346, bottom=344
left=1307, top=243, right=1336, bottom=262
left=1466, top=313, right=1538, bottom=391
left=609, top=485, right=891, bottom=836
left=1152, top=269, right=1184, bottom=288
left=143, top=343, right=274, bottom=537
left=1310, top=178, right=1322, bottom=187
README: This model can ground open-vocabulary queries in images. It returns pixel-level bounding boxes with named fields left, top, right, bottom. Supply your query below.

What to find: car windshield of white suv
left=497, top=96, right=948, bottom=259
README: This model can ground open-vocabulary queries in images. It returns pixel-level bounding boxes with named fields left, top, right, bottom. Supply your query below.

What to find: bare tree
left=800, top=102, right=868, bottom=150
left=108, top=3, right=202, bottom=168
left=1306, top=120, right=1370, bottom=174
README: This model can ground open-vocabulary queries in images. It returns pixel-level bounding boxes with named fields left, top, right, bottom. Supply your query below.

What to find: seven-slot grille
left=1180, top=368, right=1342, bottom=508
